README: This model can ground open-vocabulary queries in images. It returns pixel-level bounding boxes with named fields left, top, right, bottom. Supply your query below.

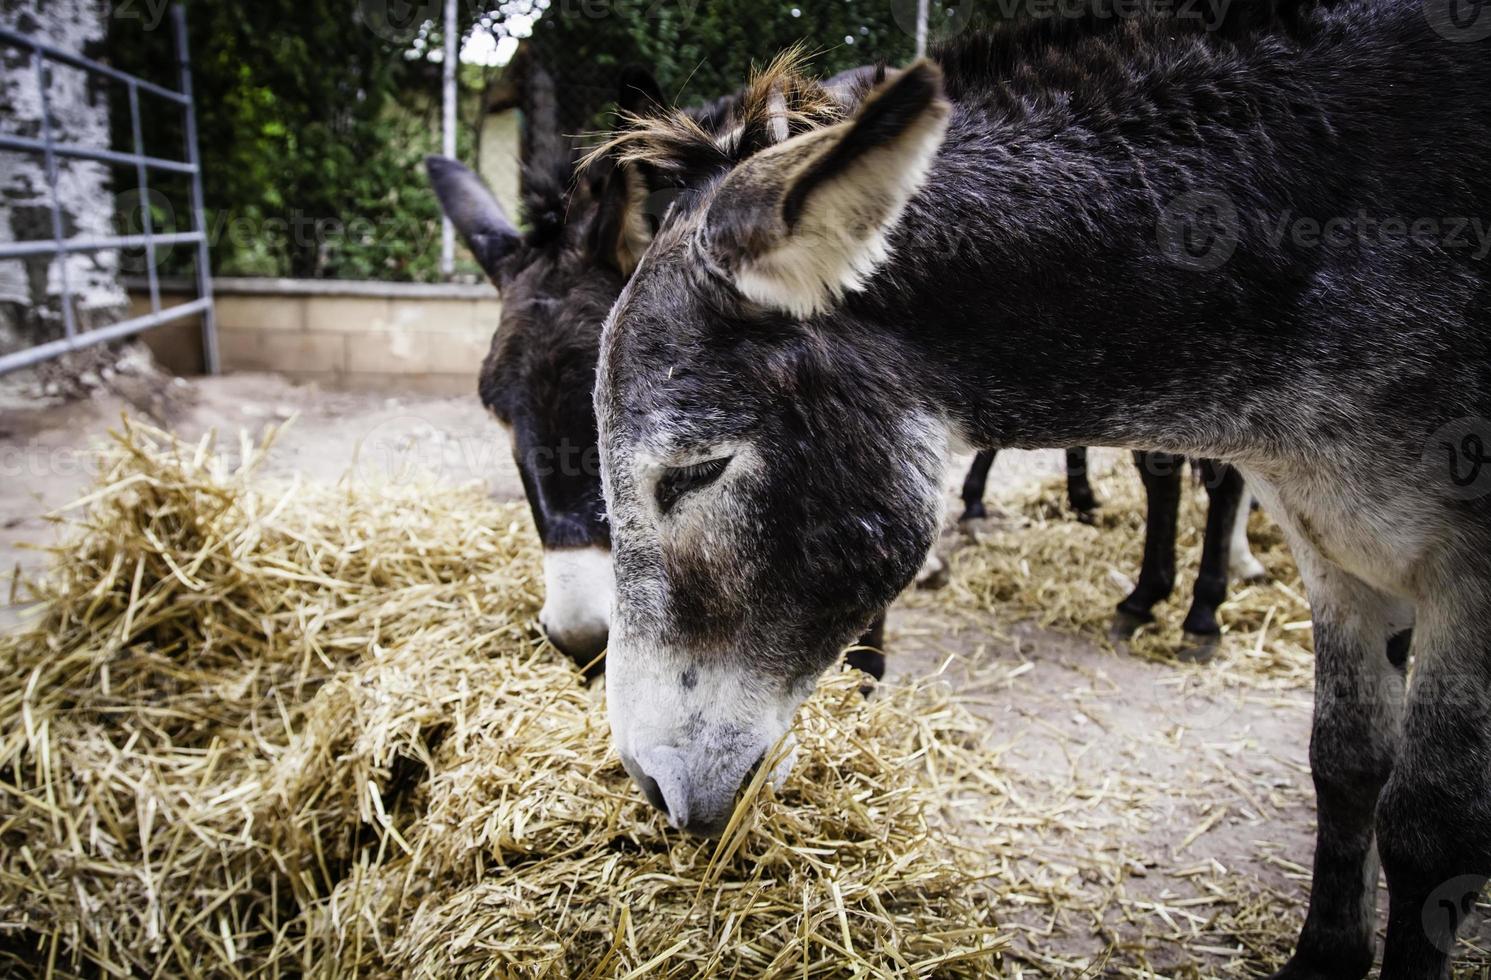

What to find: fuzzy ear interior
left=425, top=155, right=523, bottom=283
left=589, top=160, right=656, bottom=277
left=701, top=61, right=950, bottom=318
left=587, top=69, right=676, bottom=277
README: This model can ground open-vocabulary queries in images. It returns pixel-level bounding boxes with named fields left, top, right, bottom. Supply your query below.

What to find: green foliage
left=108, top=0, right=915, bottom=282
left=110, top=0, right=483, bottom=281
left=527, top=0, right=916, bottom=132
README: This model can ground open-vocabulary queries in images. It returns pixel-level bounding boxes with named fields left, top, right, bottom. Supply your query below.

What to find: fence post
left=174, top=3, right=218, bottom=374
left=440, top=0, right=457, bottom=279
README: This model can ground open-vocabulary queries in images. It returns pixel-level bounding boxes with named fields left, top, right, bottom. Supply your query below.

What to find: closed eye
left=656, top=456, right=732, bottom=515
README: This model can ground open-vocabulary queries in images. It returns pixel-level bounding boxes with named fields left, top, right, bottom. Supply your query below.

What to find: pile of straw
left=0, top=421, right=1007, bottom=978
left=941, top=463, right=1315, bottom=689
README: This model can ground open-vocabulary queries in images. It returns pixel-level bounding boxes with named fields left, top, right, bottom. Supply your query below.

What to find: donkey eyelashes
left=656, top=456, right=733, bottom=515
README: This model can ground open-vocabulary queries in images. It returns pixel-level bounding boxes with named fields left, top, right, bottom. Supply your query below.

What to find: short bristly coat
left=595, top=3, right=1491, bottom=978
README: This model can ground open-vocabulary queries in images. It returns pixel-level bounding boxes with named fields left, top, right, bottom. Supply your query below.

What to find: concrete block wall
left=130, top=279, right=500, bottom=396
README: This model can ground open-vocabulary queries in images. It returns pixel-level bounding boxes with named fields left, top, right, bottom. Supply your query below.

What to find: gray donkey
left=593, top=3, right=1491, bottom=977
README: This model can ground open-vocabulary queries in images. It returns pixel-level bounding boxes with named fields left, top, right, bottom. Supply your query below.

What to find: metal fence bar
left=0, top=24, right=191, bottom=105
left=0, top=4, right=216, bottom=378
left=0, top=232, right=206, bottom=260
left=126, top=79, right=161, bottom=315
left=175, top=3, right=217, bottom=375
left=0, top=299, right=211, bottom=375
left=0, top=135, right=198, bottom=174
left=33, top=48, right=77, bottom=341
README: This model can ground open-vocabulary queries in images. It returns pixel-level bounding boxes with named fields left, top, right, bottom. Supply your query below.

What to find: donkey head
left=596, top=63, right=953, bottom=834
left=426, top=67, right=667, bottom=673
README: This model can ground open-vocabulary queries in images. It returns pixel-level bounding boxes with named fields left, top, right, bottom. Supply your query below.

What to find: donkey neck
left=858, top=25, right=1349, bottom=463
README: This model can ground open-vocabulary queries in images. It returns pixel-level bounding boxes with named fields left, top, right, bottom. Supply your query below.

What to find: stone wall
left=0, top=0, right=129, bottom=354
left=132, top=278, right=498, bottom=396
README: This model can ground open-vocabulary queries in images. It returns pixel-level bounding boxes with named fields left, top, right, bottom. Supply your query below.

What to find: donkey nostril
left=636, top=773, right=668, bottom=817
left=630, top=746, right=692, bottom=830
left=542, top=622, right=608, bottom=675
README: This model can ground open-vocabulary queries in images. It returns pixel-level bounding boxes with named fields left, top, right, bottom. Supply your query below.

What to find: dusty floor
left=1, top=371, right=1487, bottom=978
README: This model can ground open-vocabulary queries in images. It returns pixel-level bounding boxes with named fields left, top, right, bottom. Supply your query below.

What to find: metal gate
left=0, top=4, right=217, bottom=375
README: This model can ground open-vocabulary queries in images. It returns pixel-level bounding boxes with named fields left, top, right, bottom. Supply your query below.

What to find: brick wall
left=131, top=279, right=499, bottom=396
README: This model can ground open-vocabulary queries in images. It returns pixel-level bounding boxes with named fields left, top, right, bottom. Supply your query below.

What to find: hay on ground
left=0, top=420, right=1007, bottom=978
left=939, top=463, right=1315, bottom=689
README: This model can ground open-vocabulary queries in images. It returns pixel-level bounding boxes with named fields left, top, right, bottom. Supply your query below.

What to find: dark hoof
left=1177, top=631, right=1221, bottom=664
left=959, top=500, right=987, bottom=521
left=844, top=648, right=885, bottom=685
left=1111, top=608, right=1152, bottom=640
left=1266, top=949, right=1373, bottom=980
left=1074, top=508, right=1097, bottom=526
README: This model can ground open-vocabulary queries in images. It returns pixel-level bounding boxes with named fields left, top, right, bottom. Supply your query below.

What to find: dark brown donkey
left=427, top=65, right=889, bottom=677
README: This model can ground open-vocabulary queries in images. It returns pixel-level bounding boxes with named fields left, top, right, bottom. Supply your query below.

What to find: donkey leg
left=959, top=449, right=997, bottom=521
left=1230, top=484, right=1269, bottom=582
left=1113, top=451, right=1183, bottom=638
left=1065, top=446, right=1099, bottom=521
left=844, top=614, right=887, bottom=688
left=1272, top=558, right=1405, bottom=980
left=1376, top=599, right=1491, bottom=978
left=1178, top=460, right=1244, bottom=663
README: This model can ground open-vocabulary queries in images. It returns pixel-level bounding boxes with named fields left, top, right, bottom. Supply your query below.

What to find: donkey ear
left=425, top=155, right=522, bottom=283
left=589, top=160, right=655, bottom=277
left=702, top=61, right=950, bottom=317
left=618, top=66, right=666, bottom=118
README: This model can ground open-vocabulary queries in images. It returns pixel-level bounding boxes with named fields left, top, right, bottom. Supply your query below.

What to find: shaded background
left=106, top=0, right=924, bottom=283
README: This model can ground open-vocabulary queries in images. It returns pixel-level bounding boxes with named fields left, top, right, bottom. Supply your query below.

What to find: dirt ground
left=1, top=370, right=1486, bottom=977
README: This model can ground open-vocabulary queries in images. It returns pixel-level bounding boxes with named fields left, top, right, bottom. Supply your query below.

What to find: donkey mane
left=582, top=0, right=1330, bottom=203
left=580, top=46, right=851, bottom=186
